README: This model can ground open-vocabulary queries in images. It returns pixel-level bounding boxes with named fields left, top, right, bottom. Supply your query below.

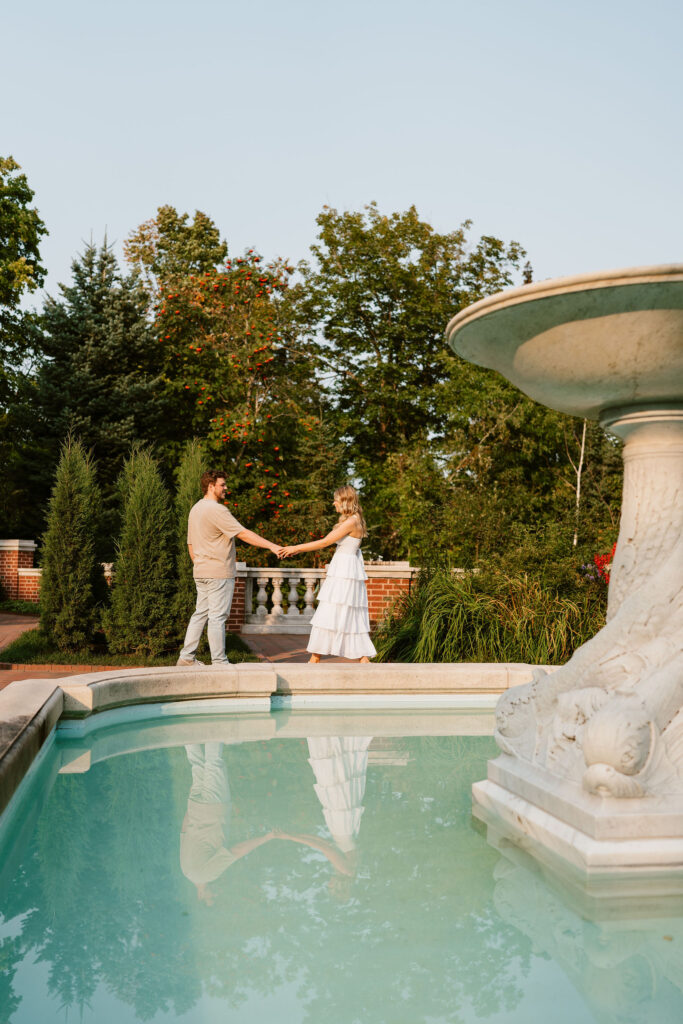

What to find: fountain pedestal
left=447, top=265, right=683, bottom=876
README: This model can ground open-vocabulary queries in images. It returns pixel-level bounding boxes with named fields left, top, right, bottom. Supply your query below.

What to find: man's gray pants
left=179, top=577, right=235, bottom=664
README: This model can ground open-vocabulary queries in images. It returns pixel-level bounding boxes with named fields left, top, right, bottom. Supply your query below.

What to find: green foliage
left=1, top=198, right=623, bottom=583
left=104, top=448, right=176, bottom=656
left=0, top=155, right=47, bottom=359
left=18, top=242, right=166, bottom=550
left=294, top=203, right=530, bottom=557
left=39, top=437, right=105, bottom=651
left=174, top=438, right=205, bottom=625
left=0, top=156, right=47, bottom=537
left=123, top=204, right=228, bottom=300
left=374, top=567, right=607, bottom=665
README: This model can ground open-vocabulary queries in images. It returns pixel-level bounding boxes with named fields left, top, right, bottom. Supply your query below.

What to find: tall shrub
left=174, top=438, right=205, bottom=628
left=40, top=437, right=105, bottom=650
left=105, top=448, right=175, bottom=655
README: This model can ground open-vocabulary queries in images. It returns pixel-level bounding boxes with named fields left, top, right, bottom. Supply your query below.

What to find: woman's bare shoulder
left=349, top=513, right=364, bottom=538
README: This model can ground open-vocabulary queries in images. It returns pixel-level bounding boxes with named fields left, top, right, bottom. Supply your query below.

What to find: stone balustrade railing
left=239, top=566, right=325, bottom=634
left=1, top=540, right=419, bottom=635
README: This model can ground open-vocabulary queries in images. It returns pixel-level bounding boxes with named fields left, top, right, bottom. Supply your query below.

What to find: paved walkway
left=0, top=612, right=39, bottom=651
left=241, top=633, right=352, bottom=664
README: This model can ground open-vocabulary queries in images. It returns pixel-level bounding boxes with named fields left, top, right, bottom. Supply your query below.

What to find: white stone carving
left=448, top=265, right=683, bottom=874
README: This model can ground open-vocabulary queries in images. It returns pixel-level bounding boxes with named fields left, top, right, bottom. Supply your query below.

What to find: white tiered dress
left=307, top=535, right=377, bottom=659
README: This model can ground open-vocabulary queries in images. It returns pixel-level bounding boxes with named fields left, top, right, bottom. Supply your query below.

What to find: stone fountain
left=447, top=264, right=683, bottom=877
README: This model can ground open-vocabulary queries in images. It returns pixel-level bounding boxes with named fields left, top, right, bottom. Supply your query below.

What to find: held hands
left=267, top=542, right=301, bottom=559
left=279, top=545, right=301, bottom=559
left=268, top=542, right=288, bottom=558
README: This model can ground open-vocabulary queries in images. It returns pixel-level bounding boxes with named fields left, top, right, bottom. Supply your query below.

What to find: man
left=177, top=469, right=282, bottom=666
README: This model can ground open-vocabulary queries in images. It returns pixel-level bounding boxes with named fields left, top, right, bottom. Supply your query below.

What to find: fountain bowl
left=446, top=264, right=683, bottom=421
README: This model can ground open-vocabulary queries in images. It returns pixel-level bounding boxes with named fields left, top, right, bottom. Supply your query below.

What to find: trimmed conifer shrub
left=173, top=438, right=205, bottom=630
left=104, top=447, right=176, bottom=655
left=40, top=436, right=105, bottom=650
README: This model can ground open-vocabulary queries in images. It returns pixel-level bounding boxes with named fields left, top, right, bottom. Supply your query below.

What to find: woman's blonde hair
left=334, top=484, right=368, bottom=537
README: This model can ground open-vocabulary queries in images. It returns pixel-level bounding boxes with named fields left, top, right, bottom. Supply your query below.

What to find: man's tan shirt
left=187, top=499, right=244, bottom=579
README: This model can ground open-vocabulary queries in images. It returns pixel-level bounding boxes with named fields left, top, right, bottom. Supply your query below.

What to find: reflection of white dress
left=307, top=736, right=372, bottom=852
left=307, top=535, right=377, bottom=659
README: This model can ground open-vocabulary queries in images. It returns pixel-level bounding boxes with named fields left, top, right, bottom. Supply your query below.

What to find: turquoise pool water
left=0, top=707, right=681, bottom=1023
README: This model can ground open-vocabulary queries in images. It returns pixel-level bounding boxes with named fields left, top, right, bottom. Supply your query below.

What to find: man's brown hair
left=200, top=469, right=226, bottom=495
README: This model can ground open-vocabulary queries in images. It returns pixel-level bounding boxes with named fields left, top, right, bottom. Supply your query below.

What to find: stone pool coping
left=0, top=661, right=554, bottom=816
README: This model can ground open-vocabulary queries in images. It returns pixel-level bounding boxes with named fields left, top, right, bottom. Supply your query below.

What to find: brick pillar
left=0, top=540, right=37, bottom=600
left=17, top=568, right=42, bottom=603
left=364, top=562, right=417, bottom=630
left=227, top=564, right=247, bottom=633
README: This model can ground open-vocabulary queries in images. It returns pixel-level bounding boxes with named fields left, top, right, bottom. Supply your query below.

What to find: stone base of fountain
left=473, top=767, right=683, bottom=876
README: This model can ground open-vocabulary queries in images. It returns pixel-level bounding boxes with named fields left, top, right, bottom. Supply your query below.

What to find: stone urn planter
left=447, top=264, right=683, bottom=876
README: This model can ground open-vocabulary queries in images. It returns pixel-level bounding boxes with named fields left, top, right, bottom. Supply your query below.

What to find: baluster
left=270, top=576, right=284, bottom=622
left=302, top=573, right=317, bottom=620
left=286, top=575, right=302, bottom=617
left=255, top=575, right=269, bottom=620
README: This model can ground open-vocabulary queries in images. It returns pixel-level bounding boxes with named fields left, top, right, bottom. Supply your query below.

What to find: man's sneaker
left=176, top=658, right=205, bottom=667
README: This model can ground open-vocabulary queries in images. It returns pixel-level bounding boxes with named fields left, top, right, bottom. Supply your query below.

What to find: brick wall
left=0, top=541, right=37, bottom=600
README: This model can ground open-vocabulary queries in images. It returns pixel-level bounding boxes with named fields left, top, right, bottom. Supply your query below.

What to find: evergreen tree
left=104, top=448, right=176, bottom=656
left=39, top=436, right=105, bottom=651
left=173, top=438, right=205, bottom=627
left=23, top=241, right=167, bottom=549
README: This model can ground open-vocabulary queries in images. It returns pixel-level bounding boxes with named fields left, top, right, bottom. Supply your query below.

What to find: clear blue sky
left=5, top=0, right=682, bottom=299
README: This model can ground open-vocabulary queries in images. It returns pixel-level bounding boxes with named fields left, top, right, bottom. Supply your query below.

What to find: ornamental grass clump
left=373, top=567, right=607, bottom=665
left=104, top=447, right=176, bottom=656
left=40, top=436, right=106, bottom=650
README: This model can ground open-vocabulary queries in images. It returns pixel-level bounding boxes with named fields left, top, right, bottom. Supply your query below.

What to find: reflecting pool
left=0, top=708, right=681, bottom=1023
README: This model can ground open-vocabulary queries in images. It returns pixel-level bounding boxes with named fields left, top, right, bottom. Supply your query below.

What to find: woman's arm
left=272, top=832, right=353, bottom=874
left=281, top=516, right=357, bottom=556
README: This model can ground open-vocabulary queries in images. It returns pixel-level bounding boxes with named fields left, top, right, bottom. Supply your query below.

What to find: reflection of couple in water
left=180, top=736, right=372, bottom=904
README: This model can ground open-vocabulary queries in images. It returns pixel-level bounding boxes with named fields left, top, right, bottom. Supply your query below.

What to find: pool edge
left=0, top=662, right=555, bottom=816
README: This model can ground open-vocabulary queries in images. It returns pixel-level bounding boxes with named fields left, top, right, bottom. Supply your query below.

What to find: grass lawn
left=0, top=628, right=258, bottom=666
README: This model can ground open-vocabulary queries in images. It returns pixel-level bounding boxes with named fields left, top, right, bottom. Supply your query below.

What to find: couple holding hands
left=177, top=470, right=376, bottom=667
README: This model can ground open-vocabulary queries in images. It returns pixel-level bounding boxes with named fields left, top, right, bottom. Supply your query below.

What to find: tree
left=149, top=247, right=329, bottom=555
left=39, top=436, right=105, bottom=651
left=294, top=203, right=528, bottom=557
left=24, top=242, right=167, bottom=549
left=0, top=156, right=47, bottom=537
left=0, top=155, right=47, bottom=397
left=123, top=205, right=227, bottom=302
left=104, top=447, right=176, bottom=656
